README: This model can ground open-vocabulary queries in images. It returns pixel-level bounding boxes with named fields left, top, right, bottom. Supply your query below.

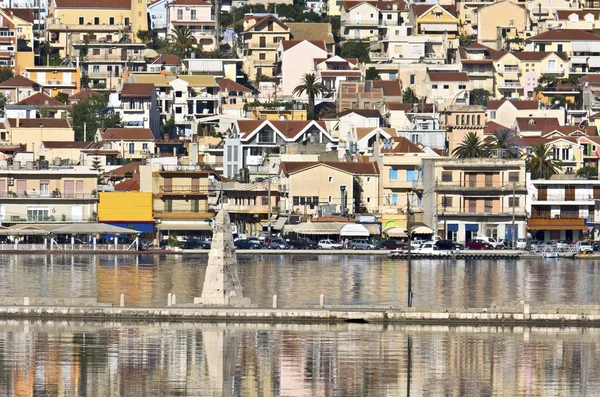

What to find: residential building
left=513, top=117, right=560, bottom=137
left=98, top=191, right=154, bottom=235
left=422, top=158, right=528, bottom=242
left=39, top=141, right=91, bottom=166
left=322, top=109, right=382, bottom=143
left=527, top=0, right=571, bottom=30
left=0, top=1, right=48, bottom=43
left=340, top=1, right=381, bottom=41
left=375, top=25, right=447, bottom=64
left=0, top=10, right=19, bottom=73
left=23, top=65, right=80, bottom=97
left=0, top=72, right=37, bottom=103
left=442, top=105, right=486, bottom=153
left=528, top=175, right=599, bottom=241
left=68, top=88, right=99, bottom=104
left=5, top=9, right=34, bottom=75
left=279, top=161, right=379, bottom=216
left=336, top=80, right=402, bottom=113
left=314, top=56, right=361, bottom=98
left=165, top=0, right=216, bottom=52
left=474, top=0, right=529, bottom=51
left=3, top=118, right=74, bottom=158
left=182, top=57, right=242, bottom=81
left=218, top=78, right=253, bottom=117
left=277, top=40, right=327, bottom=98
left=148, top=0, right=169, bottom=39
left=18, top=93, right=69, bottom=119
left=456, top=43, right=496, bottom=94
left=224, top=119, right=337, bottom=178
left=0, top=166, right=98, bottom=225
left=486, top=99, right=565, bottom=129
left=147, top=54, right=181, bottom=74
left=238, top=14, right=291, bottom=81
left=409, top=4, right=459, bottom=40
left=550, top=9, right=600, bottom=32
left=94, top=128, right=156, bottom=160
left=287, top=22, right=335, bottom=56
left=394, top=103, right=446, bottom=150
left=424, top=71, right=469, bottom=109
left=112, top=83, right=160, bottom=137
left=351, top=126, right=393, bottom=154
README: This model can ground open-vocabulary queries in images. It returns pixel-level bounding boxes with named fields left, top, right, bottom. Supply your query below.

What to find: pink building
left=276, top=40, right=327, bottom=98
left=166, top=0, right=216, bottom=51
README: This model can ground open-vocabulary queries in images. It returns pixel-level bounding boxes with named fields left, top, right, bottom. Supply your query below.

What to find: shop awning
left=362, top=224, right=381, bottom=235
left=156, top=222, right=212, bottom=231
left=292, top=222, right=346, bottom=235
left=384, top=227, right=407, bottom=238
left=447, top=224, right=459, bottom=232
left=465, top=224, right=479, bottom=232
left=51, top=223, right=141, bottom=235
left=411, top=225, right=433, bottom=235
left=272, top=217, right=288, bottom=230
left=340, top=224, right=370, bottom=237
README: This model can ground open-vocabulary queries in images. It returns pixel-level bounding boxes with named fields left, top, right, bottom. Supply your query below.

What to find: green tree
left=168, top=26, right=196, bottom=58
left=0, top=67, right=13, bottom=83
left=220, top=11, right=234, bottom=28
left=577, top=165, right=598, bottom=178
left=292, top=73, right=329, bottom=120
left=365, top=67, right=381, bottom=80
left=340, top=41, right=370, bottom=63
left=70, top=96, right=121, bottom=141
left=470, top=89, right=492, bottom=106
left=402, top=87, right=420, bottom=104
left=136, top=30, right=153, bottom=43
left=459, top=34, right=471, bottom=47
left=487, top=129, right=519, bottom=158
left=526, top=143, right=563, bottom=179
left=452, top=132, right=488, bottom=159
left=161, top=117, right=176, bottom=137
left=550, top=94, right=568, bottom=107
left=54, top=92, right=69, bottom=104
left=0, top=93, right=9, bottom=116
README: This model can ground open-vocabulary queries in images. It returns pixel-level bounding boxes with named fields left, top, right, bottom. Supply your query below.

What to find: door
left=121, top=48, right=128, bottom=61
left=64, top=180, right=74, bottom=198
left=63, top=72, right=72, bottom=85
left=191, top=177, right=199, bottom=193
left=538, top=186, right=547, bottom=201
left=259, top=36, right=266, bottom=47
left=467, top=174, right=476, bottom=187
left=38, top=72, right=46, bottom=85
left=354, top=29, right=360, bottom=40
left=565, top=185, right=575, bottom=201
left=16, top=180, right=26, bottom=197
left=164, top=177, right=172, bottom=193
left=0, top=179, right=5, bottom=197
left=485, top=173, right=493, bottom=187
left=71, top=206, right=83, bottom=221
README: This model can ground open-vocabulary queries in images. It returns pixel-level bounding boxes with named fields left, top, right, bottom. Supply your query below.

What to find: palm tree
left=169, top=27, right=195, bottom=58
left=488, top=129, right=519, bottom=158
left=292, top=73, right=329, bottom=120
left=452, top=132, right=488, bottom=158
left=526, top=143, right=563, bottom=179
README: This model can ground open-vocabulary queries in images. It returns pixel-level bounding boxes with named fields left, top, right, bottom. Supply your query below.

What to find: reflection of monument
left=202, top=325, right=241, bottom=397
left=195, top=209, right=251, bottom=306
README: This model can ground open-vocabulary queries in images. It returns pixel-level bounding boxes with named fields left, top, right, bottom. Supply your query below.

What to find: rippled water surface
left=0, top=254, right=598, bottom=308
left=0, top=321, right=598, bottom=396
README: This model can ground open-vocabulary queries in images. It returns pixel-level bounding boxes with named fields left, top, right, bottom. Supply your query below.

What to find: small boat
left=543, top=252, right=558, bottom=258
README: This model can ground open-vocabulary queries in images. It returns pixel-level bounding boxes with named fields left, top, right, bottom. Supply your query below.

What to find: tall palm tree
left=169, top=27, right=195, bottom=58
left=526, top=143, right=563, bottom=179
left=488, top=129, right=520, bottom=158
left=292, top=73, right=329, bottom=120
left=452, top=132, right=488, bottom=159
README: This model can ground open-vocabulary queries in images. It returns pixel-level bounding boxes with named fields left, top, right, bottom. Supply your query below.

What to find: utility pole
left=512, top=181, right=516, bottom=249
left=267, top=176, right=272, bottom=234
left=214, top=0, right=221, bottom=50
left=406, top=190, right=412, bottom=308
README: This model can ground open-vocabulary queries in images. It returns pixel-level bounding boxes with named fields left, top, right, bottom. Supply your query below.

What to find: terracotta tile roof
left=514, top=137, right=549, bottom=147
left=8, top=118, right=71, bottom=128
left=120, top=83, right=154, bottom=97
left=281, top=40, right=326, bottom=52
left=69, top=88, right=100, bottom=101
left=319, top=70, right=362, bottom=77
left=354, top=127, right=394, bottom=140
left=342, top=1, right=377, bottom=11
left=287, top=22, right=335, bottom=45
left=172, top=0, right=211, bottom=4
left=329, top=109, right=382, bottom=118
left=555, top=10, right=600, bottom=20
left=484, top=121, right=510, bottom=134
left=541, top=126, right=597, bottom=137
left=580, top=74, right=600, bottom=86
left=382, top=136, right=423, bottom=154
left=238, top=120, right=327, bottom=139
left=0, top=74, right=36, bottom=87
left=486, top=99, right=538, bottom=110
left=374, top=1, right=406, bottom=10
left=100, top=128, right=155, bottom=140
left=244, top=14, right=287, bottom=32
left=218, top=78, right=252, bottom=93
left=528, top=29, right=600, bottom=41
left=386, top=102, right=411, bottom=111
left=427, top=71, right=468, bottom=82
left=103, top=161, right=142, bottom=178
left=515, top=117, right=560, bottom=132
left=589, top=112, right=600, bottom=119
left=431, top=148, right=449, bottom=156
left=281, top=161, right=379, bottom=175
left=42, top=141, right=91, bottom=149
left=55, top=0, right=131, bottom=8
left=511, top=51, right=568, bottom=61
left=372, top=80, right=402, bottom=96
left=5, top=8, right=34, bottom=24
left=114, top=174, right=140, bottom=191
left=18, top=93, right=63, bottom=106
left=148, top=54, right=181, bottom=65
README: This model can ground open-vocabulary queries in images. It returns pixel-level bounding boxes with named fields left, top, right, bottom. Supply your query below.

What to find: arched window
left=461, top=115, right=465, bottom=125
left=477, top=115, right=481, bottom=125
left=466, top=115, right=471, bottom=125
left=456, top=115, right=459, bottom=125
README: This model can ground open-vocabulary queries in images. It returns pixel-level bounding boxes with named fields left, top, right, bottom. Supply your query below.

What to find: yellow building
left=238, top=14, right=291, bottom=81
left=98, top=191, right=154, bottom=235
left=279, top=161, right=379, bottom=216
left=24, top=65, right=81, bottom=96
left=7, top=9, right=35, bottom=75
left=475, top=0, right=529, bottom=51
left=250, top=107, right=307, bottom=121
left=95, top=128, right=156, bottom=161
left=3, top=118, right=74, bottom=158
left=410, top=4, right=459, bottom=39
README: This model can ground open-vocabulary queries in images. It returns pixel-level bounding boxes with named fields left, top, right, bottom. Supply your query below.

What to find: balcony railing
left=341, top=19, right=380, bottom=26
left=159, top=186, right=209, bottom=195
left=502, top=66, right=520, bottom=73
left=9, top=215, right=96, bottom=222
left=437, top=181, right=526, bottom=192
left=0, top=192, right=97, bottom=199
left=498, top=81, right=523, bottom=89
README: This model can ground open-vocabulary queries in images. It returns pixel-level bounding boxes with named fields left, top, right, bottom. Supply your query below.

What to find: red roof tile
left=100, top=128, right=154, bottom=140
left=372, top=80, right=402, bottom=96
left=218, top=78, right=252, bottom=93
left=528, top=29, right=600, bottom=41
left=148, top=54, right=181, bottom=65
left=238, top=120, right=327, bottom=139
left=55, top=0, right=130, bottom=8
left=281, top=161, right=379, bottom=175
left=281, top=40, right=326, bottom=52
left=5, top=8, right=34, bottom=23
left=19, top=93, right=63, bottom=106
left=69, top=89, right=100, bottom=101
left=120, top=83, right=154, bottom=97
left=486, top=99, right=538, bottom=110
left=0, top=74, right=36, bottom=87
left=8, top=118, right=70, bottom=128
left=515, top=117, right=560, bottom=132
left=427, top=71, right=468, bottom=82
left=541, top=125, right=597, bottom=137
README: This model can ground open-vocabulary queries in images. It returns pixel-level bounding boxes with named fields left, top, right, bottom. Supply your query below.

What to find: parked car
left=476, top=236, right=499, bottom=248
left=350, top=239, right=377, bottom=250
left=234, top=239, right=262, bottom=249
left=265, top=237, right=289, bottom=249
left=247, top=237, right=261, bottom=246
left=318, top=239, right=343, bottom=250
left=410, top=240, right=426, bottom=249
left=556, top=240, right=570, bottom=250
left=516, top=238, right=528, bottom=250
left=288, top=238, right=317, bottom=249
left=380, top=240, right=406, bottom=250
left=435, top=240, right=463, bottom=251
left=465, top=239, right=494, bottom=250
left=414, top=241, right=446, bottom=255
left=594, top=241, right=600, bottom=251
left=579, top=241, right=594, bottom=253
left=526, top=240, right=540, bottom=251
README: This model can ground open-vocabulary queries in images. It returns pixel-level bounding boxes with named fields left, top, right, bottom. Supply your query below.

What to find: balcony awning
left=340, top=224, right=370, bottom=237
left=420, top=23, right=457, bottom=32
left=362, top=224, right=381, bottom=235
left=156, top=222, right=212, bottom=231
left=570, top=56, right=588, bottom=64
left=288, top=222, right=347, bottom=235
left=589, top=57, right=600, bottom=68
left=572, top=42, right=600, bottom=52
left=411, top=224, right=433, bottom=235
left=272, top=217, right=288, bottom=231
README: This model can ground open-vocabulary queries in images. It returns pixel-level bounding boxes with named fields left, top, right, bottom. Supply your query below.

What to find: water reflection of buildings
left=1, top=322, right=600, bottom=396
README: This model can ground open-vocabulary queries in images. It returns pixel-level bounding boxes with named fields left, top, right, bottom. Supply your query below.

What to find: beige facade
left=3, top=118, right=74, bottom=158
left=340, top=2, right=380, bottom=41
left=24, top=66, right=81, bottom=96
left=0, top=167, right=98, bottom=224
left=442, top=105, right=486, bottom=153
left=475, top=1, right=529, bottom=51
left=422, top=158, right=528, bottom=242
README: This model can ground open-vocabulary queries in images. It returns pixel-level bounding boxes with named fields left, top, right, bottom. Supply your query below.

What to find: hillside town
left=0, top=0, right=596, bottom=249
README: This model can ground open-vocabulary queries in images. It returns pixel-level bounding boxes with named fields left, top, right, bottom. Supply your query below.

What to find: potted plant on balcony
left=52, top=188, right=61, bottom=198
left=7, top=190, right=16, bottom=197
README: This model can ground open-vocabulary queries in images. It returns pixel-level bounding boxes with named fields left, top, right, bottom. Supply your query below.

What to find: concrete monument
left=194, top=209, right=251, bottom=306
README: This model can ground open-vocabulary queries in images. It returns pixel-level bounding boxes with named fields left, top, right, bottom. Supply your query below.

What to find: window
left=443, top=85, right=449, bottom=89
left=177, top=9, right=183, bottom=20
left=191, top=10, right=196, bottom=20
left=410, top=74, right=415, bottom=85
left=124, top=17, right=129, bottom=25
left=92, top=65, right=100, bottom=73
left=191, top=200, right=200, bottom=212
left=78, top=17, right=84, bottom=24
left=432, top=84, right=438, bottom=89
left=94, top=17, right=99, bottom=25
left=128, top=143, right=135, bottom=154
left=164, top=200, right=172, bottom=212
left=441, top=171, right=452, bottom=182
left=456, top=115, right=459, bottom=125
left=459, top=84, right=466, bottom=89
left=258, top=129, right=274, bottom=143
left=27, top=208, right=49, bottom=222
left=328, top=176, right=333, bottom=183
left=508, top=197, right=520, bottom=207
left=328, top=195, right=332, bottom=203
left=293, top=196, right=299, bottom=205
left=259, top=53, right=266, bottom=60
left=40, top=181, right=49, bottom=197
left=489, top=110, right=496, bottom=120
left=389, top=169, right=398, bottom=180
left=411, top=134, right=418, bottom=143
left=142, top=143, right=148, bottom=150
left=366, top=197, right=371, bottom=203
left=441, top=196, right=452, bottom=208
left=175, top=107, right=182, bottom=114
left=508, top=172, right=519, bottom=182
left=175, top=91, right=182, bottom=97
left=109, top=17, right=114, bottom=25
left=557, top=44, right=563, bottom=52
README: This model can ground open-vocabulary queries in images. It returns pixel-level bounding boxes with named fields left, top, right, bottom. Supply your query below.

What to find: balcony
left=122, top=106, right=146, bottom=113
left=385, top=180, right=424, bottom=190
left=0, top=192, right=97, bottom=200
left=341, top=19, right=379, bottom=27
left=158, top=186, right=209, bottom=196
left=436, top=181, right=527, bottom=193
left=502, top=66, right=520, bottom=73
left=440, top=211, right=527, bottom=218
left=541, top=68, right=565, bottom=76
left=8, top=215, right=96, bottom=223
left=86, top=53, right=145, bottom=63
left=528, top=217, right=586, bottom=230
left=498, top=81, right=523, bottom=89
left=46, top=19, right=130, bottom=32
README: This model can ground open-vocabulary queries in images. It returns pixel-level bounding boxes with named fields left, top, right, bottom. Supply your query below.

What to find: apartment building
left=486, top=99, right=565, bottom=129
left=409, top=4, right=459, bottom=40
left=3, top=118, right=74, bottom=158
left=277, top=40, right=327, bottom=98
left=456, top=44, right=496, bottom=94
left=315, top=56, right=361, bottom=98
left=474, top=0, right=529, bottom=51
left=112, top=83, right=160, bottom=137
left=23, top=65, right=80, bottom=97
left=95, top=127, right=155, bottom=161
left=422, top=158, right=528, bottom=242
left=336, top=80, right=402, bottom=113
left=424, top=71, right=469, bottom=109
left=165, top=0, right=216, bottom=51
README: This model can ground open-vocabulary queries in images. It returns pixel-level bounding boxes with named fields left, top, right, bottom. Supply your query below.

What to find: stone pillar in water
left=195, top=209, right=250, bottom=306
